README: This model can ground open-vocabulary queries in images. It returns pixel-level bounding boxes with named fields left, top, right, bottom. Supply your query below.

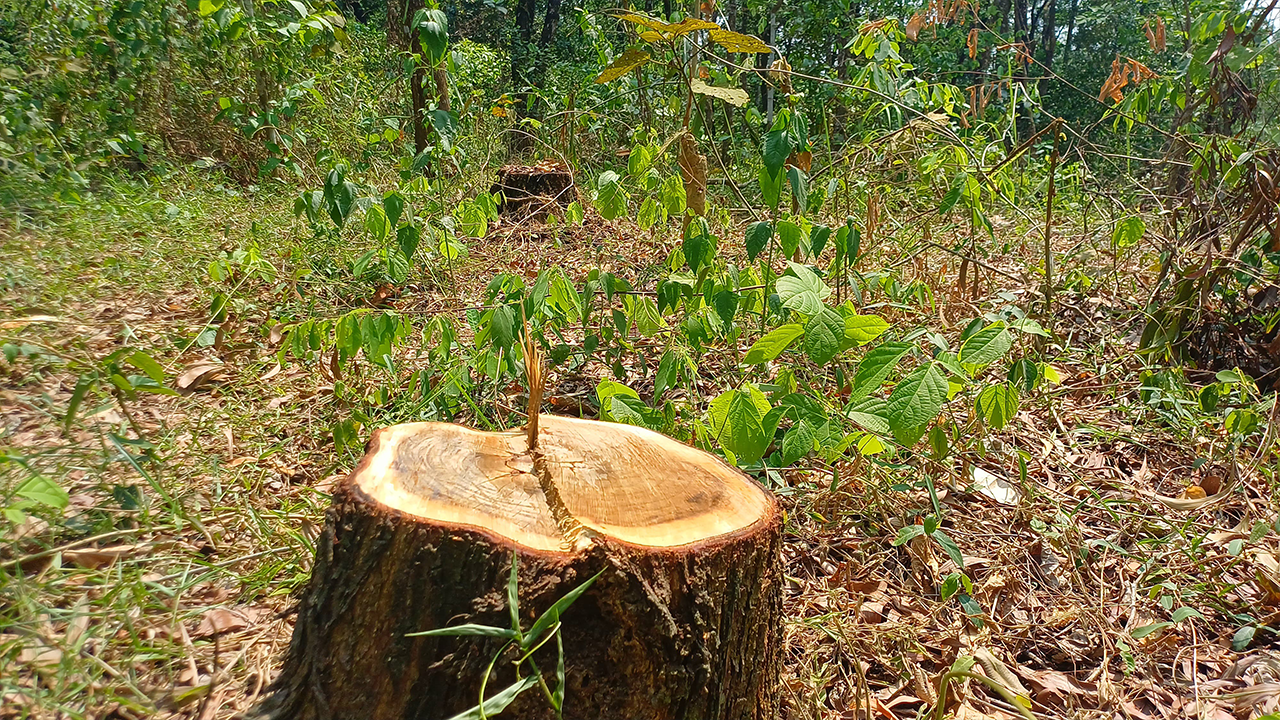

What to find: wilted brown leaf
left=176, top=361, right=225, bottom=393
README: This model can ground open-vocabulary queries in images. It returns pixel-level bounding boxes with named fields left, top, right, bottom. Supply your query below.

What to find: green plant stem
left=933, top=671, right=1036, bottom=720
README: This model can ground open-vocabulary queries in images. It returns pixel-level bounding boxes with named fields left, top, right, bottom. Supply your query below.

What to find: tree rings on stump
left=260, top=414, right=782, bottom=720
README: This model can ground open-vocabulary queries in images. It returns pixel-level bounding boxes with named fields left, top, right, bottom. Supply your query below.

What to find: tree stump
left=260, top=414, right=782, bottom=720
left=491, top=160, right=574, bottom=219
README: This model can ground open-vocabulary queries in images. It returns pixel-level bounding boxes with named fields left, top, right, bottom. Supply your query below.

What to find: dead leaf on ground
left=177, top=361, right=225, bottom=393
left=64, top=544, right=144, bottom=570
left=193, top=606, right=268, bottom=638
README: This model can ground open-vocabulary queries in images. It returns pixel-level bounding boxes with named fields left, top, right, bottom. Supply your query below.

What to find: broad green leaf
left=886, top=362, right=947, bottom=432
left=415, top=8, right=449, bottom=63
left=782, top=421, right=816, bottom=465
left=383, top=192, right=405, bottom=226
left=809, top=225, right=832, bottom=257
left=763, top=130, right=790, bottom=178
left=713, top=290, right=738, bottom=327
left=127, top=351, right=165, bottom=384
left=365, top=204, right=390, bottom=242
left=565, top=201, right=584, bottom=225
left=1171, top=607, right=1204, bottom=622
left=1009, top=317, right=1048, bottom=337
left=803, top=307, right=844, bottom=365
left=709, top=28, right=771, bottom=53
left=654, top=350, right=678, bottom=402
left=637, top=196, right=662, bottom=230
left=682, top=222, right=715, bottom=271
left=690, top=78, right=749, bottom=107
left=787, top=167, right=808, bottom=216
left=776, top=220, right=802, bottom=257
left=849, top=342, right=912, bottom=403
left=660, top=175, right=686, bottom=216
left=776, top=264, right=830, bottom=315
left=596, top=171, right=628, bottom=220
left=595, top=48, right=651, bottom=83
left=842, top=312, right=890, bottom=344
left=892, top=524, right=926, bottom=546
left=745, top=221, right=772, bottom=262
left=931, top=528, right=965, bottom=568
left=1112, top=215, right=1145, bottom=249
left=759, top=166, right=782, bottom=210
left=975, top=383, right=1019, bottom=429
left=16, top=475, right=69, bottom=510
left=742, top=324, right=804, bottom=364
left=958, top=326, right=1012, bottom=367
left=708, top=385, right=772, bottom=465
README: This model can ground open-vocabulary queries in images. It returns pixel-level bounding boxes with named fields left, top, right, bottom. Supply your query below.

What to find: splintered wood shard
left=261, top=415, right=783, bottom=720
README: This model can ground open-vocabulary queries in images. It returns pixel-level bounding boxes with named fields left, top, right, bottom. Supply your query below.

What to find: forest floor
left=2, top=170, right=1280, bottom=720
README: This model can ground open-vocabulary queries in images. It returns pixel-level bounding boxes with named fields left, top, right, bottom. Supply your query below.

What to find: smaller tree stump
left=492, top=160, right=574, bottom=219
left=260, top=415, right=782, bottom=720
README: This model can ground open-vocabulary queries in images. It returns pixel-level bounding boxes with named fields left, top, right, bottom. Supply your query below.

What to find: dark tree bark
left=386, top=0, right=428, bottom=155
left=1063, top=0, right=1078, bottom=66
left=1041, top=0, right=1056, bottom=69
left=539, top=0, right=563, bottom=48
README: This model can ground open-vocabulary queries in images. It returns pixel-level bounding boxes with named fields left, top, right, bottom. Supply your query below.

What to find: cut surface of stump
left=262, top=414, right=781, bottom=720
left=492, top=160, right=574, bottom=220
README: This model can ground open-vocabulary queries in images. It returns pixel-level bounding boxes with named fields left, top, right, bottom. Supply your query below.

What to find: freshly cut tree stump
left=261, top=414, right=781, bottom=720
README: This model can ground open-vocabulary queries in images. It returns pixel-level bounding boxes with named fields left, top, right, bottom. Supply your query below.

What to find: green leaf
left=742, top=324, right=804, bottom=364
left=781, top=421, right=816, bottom=465
left=776, top=264, right=830, bottom=315
left=365, top=204, right=390, bottom=242
left=596, top=170, right=628, bottom=220
left=975, top=383, right=1019, bottom=429
left=886, top=362, right=947, bottom=433
left=444, top=675, right=541, bottom=720
left=16, top=475, right=69, bottom=510
left=958, top=326, right=1012, bottom=367
left=595, top=48, right=651, bottom=83
left=713, top=291, right=738, bottom=327
left=127, top=351, right=165, bottom=384
left=565, top=201, right=584, bottom=225
left=892, top=524, right=925, bottom=546
left=405, top=624, right=518, bottom=639
left=1171, top=607, right=1203, bottom=623
left=1130, top=622, right=1173, bottom=639
left=776, top=220, right=802, bottom=258
left=682, top=222, right=715, bottom=272
left=787, top=166, right=809, bottom=217
left=64, top=374, right=94, bottom=432
left=842, top=311, right=890, bottom=345
left=759, top=167, right=782, bottom=210
left=849, top=342, right=912, bottom=403
left=489, top=305, right=516, bottom=350
left=708, top=385, right=773, bottom=465
left=415, top=8, right=449, bottom=63
left=803, top=307, right=844, bottom=365
left=654, top=350, right=678, bottom=402
left=763, top=129, right=790, bottom=178
left=383, top=192, right=405, bottom=227
left=524, top=568, right=605, bottom=649
left=931, top=528, right=965, bottom=568
left=1112, top=215, right=1145, bottom=249
left=637, top=196, right=662, bottom=231
left=809, top=225, right=832, bottom=257
left=745, top=221, right=772, bottom=262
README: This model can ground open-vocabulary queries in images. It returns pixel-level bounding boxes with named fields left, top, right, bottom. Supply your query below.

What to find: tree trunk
left=1040, top=0, right=1056, bottom=69
left=539, top=0, right=563, bottom=49
left=1063, top=0, right=1077, bottom=66
left=258, top=416, right=783, bottom=720
left=386, top=0, right=428, bottom=155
